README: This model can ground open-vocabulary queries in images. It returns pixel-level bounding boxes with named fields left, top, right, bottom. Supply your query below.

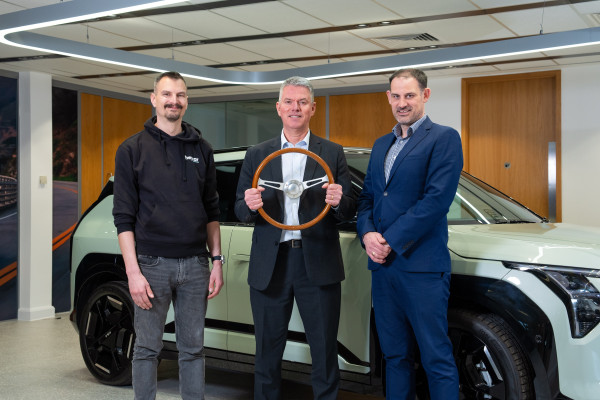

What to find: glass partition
left=187, top=98, right=281, bottom=149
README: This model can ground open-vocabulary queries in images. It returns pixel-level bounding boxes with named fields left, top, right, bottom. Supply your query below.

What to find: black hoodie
left=113, top=117, right=220, bottom=258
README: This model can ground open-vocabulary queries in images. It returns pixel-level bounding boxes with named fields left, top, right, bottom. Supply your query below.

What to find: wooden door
left=462, top=71, right=561, bottom=221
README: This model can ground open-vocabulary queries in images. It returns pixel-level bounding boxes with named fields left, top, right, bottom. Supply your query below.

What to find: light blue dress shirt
left=384, top=114, right=428, bottom=182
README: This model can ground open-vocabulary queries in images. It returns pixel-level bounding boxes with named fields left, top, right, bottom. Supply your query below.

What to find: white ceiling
left=1, top=0, right=600, bottom=100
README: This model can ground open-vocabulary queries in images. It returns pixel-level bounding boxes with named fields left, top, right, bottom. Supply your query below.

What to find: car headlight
left=504, top=262, right=600, bottom=338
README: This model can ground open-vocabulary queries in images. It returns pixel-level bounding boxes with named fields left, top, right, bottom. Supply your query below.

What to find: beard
left=164, top=103, right=183, bottom=121
left=165, top=113, right=181, bottom=122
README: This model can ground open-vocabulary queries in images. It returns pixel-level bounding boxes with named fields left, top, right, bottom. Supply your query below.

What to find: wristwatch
left=211, top=255, right=226, bottom=264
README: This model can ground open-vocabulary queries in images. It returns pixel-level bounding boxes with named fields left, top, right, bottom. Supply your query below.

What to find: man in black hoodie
left=113, top=71, right=223, bottom=399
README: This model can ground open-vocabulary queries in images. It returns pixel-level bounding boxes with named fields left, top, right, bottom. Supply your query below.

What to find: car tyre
left=78, top=281, right=135, bottom=386
left=449, top=309, right=534, bottom=400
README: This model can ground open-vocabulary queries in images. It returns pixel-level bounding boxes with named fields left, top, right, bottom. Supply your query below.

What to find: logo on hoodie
left=185, top=155, right=199, bottom=164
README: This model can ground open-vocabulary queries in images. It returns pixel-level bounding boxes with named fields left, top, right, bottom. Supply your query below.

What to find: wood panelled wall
left=329, top=92, right=397, bottom=147
left=80, top=94, right=151, bottom=213
left=310, top=92, right=397, bottom=145
left=310, top=96, right=327, bottom=137
left=80, top=93, right=103, bottom=213
left=102, top=98, right=153, bottom=182
left=79, top=91, right=395, bottom=212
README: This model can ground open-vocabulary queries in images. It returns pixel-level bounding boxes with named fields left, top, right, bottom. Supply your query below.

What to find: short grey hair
left=279, top=76, right=314, bottom=102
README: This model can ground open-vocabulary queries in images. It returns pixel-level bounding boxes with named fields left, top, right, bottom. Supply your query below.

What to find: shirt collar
left=392, top=114, right=427, bottom=140
left=281, top=130, right=310, bottom=149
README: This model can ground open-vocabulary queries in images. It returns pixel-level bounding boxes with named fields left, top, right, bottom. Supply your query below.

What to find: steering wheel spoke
left=257, top=178, right=285, bottom=191
left=302, top=175, right=329, bottom=189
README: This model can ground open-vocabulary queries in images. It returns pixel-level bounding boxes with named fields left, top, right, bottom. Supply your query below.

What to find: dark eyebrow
left=160, top=90, right=186, bottom=96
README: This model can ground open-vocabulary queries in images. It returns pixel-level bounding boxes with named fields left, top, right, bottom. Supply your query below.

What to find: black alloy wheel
left=78, top=281, right=136, bottom=386
left=449, top=309, right=534, bottom=400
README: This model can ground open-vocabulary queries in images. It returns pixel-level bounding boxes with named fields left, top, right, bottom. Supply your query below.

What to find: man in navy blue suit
left=357, top=68, right=463, bottom=399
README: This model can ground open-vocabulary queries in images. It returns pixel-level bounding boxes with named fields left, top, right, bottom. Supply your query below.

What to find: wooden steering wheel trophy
left=251, top=147, right=334, bottom=230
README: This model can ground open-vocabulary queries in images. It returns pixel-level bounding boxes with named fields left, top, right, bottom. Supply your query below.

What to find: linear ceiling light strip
left=2, top=0, right=600, bottom=85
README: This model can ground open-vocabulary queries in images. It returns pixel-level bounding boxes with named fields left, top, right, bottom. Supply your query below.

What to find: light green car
left=70, top=147, right=600, bottom=399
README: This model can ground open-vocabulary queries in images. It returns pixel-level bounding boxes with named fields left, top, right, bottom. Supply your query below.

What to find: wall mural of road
left=51, top=87, right=78, bottom=314
left=0, top=75, right=18, bottom=321
left=0, top=83, right=78, bottom=321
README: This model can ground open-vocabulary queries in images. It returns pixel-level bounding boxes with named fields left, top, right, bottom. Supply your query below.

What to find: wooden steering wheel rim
left=251, top=147, right=334, bottom=230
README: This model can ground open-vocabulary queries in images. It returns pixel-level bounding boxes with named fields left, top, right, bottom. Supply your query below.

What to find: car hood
left=448, top=223, right=600, bottom=268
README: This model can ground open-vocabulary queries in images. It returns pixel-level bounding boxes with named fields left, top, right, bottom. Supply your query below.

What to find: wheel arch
left=72, top=253, right=127, bottom=328
left=449, top=274, right=560, bottom=399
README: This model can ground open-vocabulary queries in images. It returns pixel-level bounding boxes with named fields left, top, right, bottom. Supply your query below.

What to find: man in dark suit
left=235, top=76, right=356, bottom=400
left=357, top=68, right=463, bottom=399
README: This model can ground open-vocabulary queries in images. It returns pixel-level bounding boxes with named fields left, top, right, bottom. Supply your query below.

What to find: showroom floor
left=0, top=313, right=381, bottom=399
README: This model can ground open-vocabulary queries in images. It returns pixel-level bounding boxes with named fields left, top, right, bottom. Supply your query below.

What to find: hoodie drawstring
left=182, top=141, right=187, bottom=182
left=150, top=119, right=204, bottom=183
left=161, top=135, right=171, bottom=167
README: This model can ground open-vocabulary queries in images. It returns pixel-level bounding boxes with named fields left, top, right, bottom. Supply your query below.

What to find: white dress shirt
left=280, top=130, right=310, bottom=242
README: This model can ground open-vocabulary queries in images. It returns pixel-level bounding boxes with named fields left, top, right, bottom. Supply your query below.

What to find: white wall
left=561, top=64, right=600, bottom=227
left=426, top=76, right=462, bottom=133
left=425, top=65, right=600, bottom=228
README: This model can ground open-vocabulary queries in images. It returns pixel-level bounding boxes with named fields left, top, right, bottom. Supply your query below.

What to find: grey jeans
left=132, top=254, right=210, bottom=400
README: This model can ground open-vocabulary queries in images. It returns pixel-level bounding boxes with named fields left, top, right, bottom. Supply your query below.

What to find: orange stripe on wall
left=0, top=262, right=17, bottom=279
left=0, top=222, right=76, bottom=287
left=0, top=270, right=17, bottom=287
left=52, top=233, right=72, bottom=251
left=0, top=262, right=17, bottom=287
left=52, top=223, right=76, bottom=245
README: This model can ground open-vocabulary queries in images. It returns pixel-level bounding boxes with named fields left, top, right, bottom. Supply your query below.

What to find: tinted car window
left=215, top=161, right=243, bottom=223
left=449, top=174, right=544, bottom=225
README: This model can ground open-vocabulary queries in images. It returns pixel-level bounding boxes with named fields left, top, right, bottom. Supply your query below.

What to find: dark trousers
left=372, top=268, right=459, bottom=400
left=250, top=245, right=341, bottom=400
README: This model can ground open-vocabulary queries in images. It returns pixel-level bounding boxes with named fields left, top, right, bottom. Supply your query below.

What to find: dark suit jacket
left=235, top=134, right=356, bottom=290
left=357, top=116, right=463, bottom=272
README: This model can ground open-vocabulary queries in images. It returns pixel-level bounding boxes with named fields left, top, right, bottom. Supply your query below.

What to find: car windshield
left=344, top=149, right=544, bottom=225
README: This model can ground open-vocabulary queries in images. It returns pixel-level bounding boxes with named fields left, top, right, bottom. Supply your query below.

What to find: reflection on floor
left=0, top=313, right=383, bottom=399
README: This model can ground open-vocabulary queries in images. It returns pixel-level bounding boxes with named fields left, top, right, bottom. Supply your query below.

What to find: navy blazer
left=357, top=116, right=463, bottom=272
left=235, top=134, right=356, bottom=290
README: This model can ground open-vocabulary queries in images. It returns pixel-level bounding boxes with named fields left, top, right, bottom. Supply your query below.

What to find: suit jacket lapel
left=297, top=134, right=322, bottom=204
left=379, top=132, right=397, bottom=187
left=385, top=117, right=432, bottom=187
left=303, top=134, right=321, bottom=182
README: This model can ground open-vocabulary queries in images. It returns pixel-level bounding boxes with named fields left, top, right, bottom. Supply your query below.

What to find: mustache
left=165, top=103, right=183, bottom=110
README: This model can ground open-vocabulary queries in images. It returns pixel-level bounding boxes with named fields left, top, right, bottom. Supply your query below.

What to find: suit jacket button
left=383, top=191, right=388, bottom=196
